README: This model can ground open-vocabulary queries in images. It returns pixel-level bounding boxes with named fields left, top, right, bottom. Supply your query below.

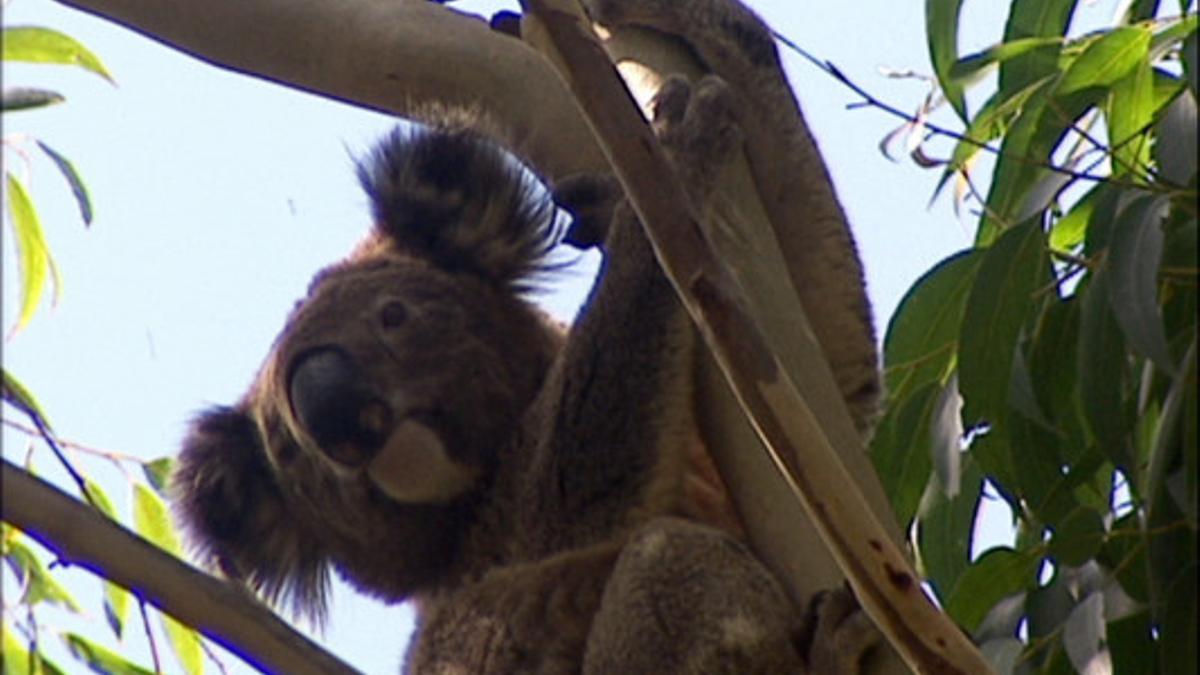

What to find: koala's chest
left=407, top=544, right=621, bottom=675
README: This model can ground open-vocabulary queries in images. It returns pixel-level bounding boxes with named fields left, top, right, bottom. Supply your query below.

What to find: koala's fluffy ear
left=356, top=126, right=559, bottom=291
left=172, top=406, right=330, bottom=617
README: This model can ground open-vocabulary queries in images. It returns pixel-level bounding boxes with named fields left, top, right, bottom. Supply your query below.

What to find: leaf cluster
left=2, top=17, right=213, bottom=675
left=872, top=2, right=1197, bottom=673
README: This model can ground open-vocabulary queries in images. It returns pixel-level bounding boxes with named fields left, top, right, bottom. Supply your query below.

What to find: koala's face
left=173, top=126, right=563, bottom=609
left=174, top=250, right=560, bottom=606
left=264, top=254, right=552, bottom=503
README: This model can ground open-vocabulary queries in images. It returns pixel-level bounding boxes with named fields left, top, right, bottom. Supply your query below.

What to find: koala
left=172, top=1, right=880, bottom=673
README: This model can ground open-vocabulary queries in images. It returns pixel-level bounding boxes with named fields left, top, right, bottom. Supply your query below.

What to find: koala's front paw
left=552, top=173, right=622, bottom=249
left=800, top=586, right=880, bottom=675
left=651, top=75, right=743, bottom=203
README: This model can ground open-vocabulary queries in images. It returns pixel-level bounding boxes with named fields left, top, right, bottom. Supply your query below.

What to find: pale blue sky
left=4, top=1, right=1130, bottom=673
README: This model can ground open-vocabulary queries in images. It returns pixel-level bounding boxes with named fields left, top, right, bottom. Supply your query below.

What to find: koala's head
left=172, top=127, right=564, bottom=613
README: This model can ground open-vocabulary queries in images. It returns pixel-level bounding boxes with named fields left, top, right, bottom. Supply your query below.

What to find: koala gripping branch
left=519, top=2, right=994, bottom=674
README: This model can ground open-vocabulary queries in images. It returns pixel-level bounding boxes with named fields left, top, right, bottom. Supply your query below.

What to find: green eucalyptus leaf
left=1106, top=50, right=1155, bottom=178
left=1050, top=182, right=1113, bottom=252
left=1108, top=610, right=1156, bottom=675
left=2, top=27, right=115, bottom=83
left=1148, top=13, right=1196, bottom=59
left=1184, top=28, right=1197, bottom=96
left=1120, top=0, right=1160, bottom=23
left=932, top=74, right=1056, bottom=207
left=2, top=369, right=53, bottom=429
left=2, top=87, right=65, bottom=112
left=870, top=382, right=939, bottom=526
left=926, top=0, right=967, bottom=121
left=1154, top=89, right=1198, bottom=186
left=79, top=479, right=132, bottom=640
left=1078, top=270, right=1132, bottom=463
left=1059, top=26, right=1152, bottom=95
left=141, top=457, right=174, bottom=496
left=949, top=36, right=1063, bottom=84
left=61, top=633, right=155, bottom=675
left=102, top=581, right=131, bottom=641
left=998, top=0, right=1077, bottom=96
left=1098, top=513, right=1150, bottom=602
left=918, top=459, right=985, bottom=604
left=1161, top=562, right=1198, bottom=674
left=3, top=537, right=82, bottom=612
left=1027, top=567, right=1075, bottom=649
left=1107, top=193, right=1175, bottom=375
left=3, top=622, right=69, bottom=675
left=35, top=141, right=93, bottom=226
left=883, top=248, right=984, bottom=400
left=1026, top=297, right=1088, bottom=450
left=1048, top=505, right=1106, bottom=566
left=959, top=219, right=1049, bottom=429
left=945, top=545, right=1041, bottom=633
left=979, top=27, right=1151, bottom=242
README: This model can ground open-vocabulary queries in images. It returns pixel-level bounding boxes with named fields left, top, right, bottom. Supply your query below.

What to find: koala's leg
left=584, top=0, right=884, bottom=433
left=583, top=0, right=782, bottom=97
left=583, top=517, right=801, bottom=675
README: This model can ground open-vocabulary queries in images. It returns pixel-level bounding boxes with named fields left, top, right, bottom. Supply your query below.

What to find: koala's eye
left=380, top=301, right=409, bottom=329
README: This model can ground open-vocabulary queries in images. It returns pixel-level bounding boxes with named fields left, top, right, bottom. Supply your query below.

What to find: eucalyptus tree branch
left=2, top=460, right=357, bottom=675
left=54, top=0, right=607, bottom=183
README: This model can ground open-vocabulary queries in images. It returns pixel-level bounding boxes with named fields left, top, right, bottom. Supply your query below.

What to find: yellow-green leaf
left=132, top=483, right=181, bottom=555
left=1, top=369, right=53, bottom=429
left=160, top=613, right=204, bottom=675
left=3, top=537, right=82, bottom=613
left=80, top=478, right=133, bottom=639
left=2, top=27, right=115, bottom=84
left=141, top=457, right=174, bottom=496
left=4, top=621, right=69, bottom=675
left=949, top=36, right=1063, bottom=85
left=61, top=633, right=155, bottom=675
left=4, top=173, right=61, bottom=338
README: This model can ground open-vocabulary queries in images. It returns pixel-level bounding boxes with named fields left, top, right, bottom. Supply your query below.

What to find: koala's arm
left=515, top=195, right=694, bottom=552
left=512, top=74, right=745, bottom=557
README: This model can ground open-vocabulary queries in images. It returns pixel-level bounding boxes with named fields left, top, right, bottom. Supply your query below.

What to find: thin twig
left=3, top=419, right=145, bottom=464
left=773, top=32, right=1180, bottom=193
left=4, top=407, right=98, bottom=509
left=139, top=599, right=163, bottom=673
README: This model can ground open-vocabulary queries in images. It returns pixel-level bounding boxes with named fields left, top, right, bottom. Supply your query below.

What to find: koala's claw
left=651, top=75, right=742, bottom=206
left=553, top=173, right=623, bottom=249
left=801, top=586, right=881, bottom=675
left=651, top=76, right=692, bottom=129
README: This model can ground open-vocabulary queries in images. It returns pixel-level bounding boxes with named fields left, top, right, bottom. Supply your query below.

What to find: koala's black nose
left=288, top=347, right=392, bottom=466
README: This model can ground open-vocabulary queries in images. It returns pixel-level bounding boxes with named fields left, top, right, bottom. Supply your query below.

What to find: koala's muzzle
left=288, top=346, right=479, bottom=502
left=288, top=347, right=392, bottom=467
